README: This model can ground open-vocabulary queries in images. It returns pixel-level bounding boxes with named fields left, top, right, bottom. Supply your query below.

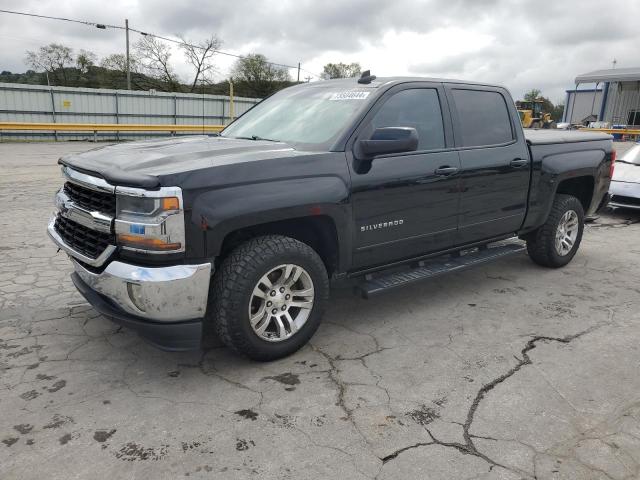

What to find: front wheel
left=208, top=235, right=329, bottom=361
left=526, top=194, right=585, bottom=268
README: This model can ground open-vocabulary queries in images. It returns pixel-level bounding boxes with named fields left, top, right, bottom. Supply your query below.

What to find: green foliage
left=523, top=88, right=542, bottom=102
left=230, top=54, right=293, bottom=98
left=76, top=50, right=97, bottom=73
left=3, top=43, right=297, bottom=98
left=551, top=103, right=565, bottom=122
left=322, top=62, right=362, bottom=79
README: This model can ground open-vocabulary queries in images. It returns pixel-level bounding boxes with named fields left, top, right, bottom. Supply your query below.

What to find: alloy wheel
left=248, top=264, right=315, bottom=342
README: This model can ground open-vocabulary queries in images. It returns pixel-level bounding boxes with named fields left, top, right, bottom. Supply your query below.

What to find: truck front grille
left=63, top=181, right=116, bottom=216
left=54, top=215, right=114, bottom=259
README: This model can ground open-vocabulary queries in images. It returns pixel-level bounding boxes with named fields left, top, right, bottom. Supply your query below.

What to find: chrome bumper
left=72, top=259, right=212, bottom=322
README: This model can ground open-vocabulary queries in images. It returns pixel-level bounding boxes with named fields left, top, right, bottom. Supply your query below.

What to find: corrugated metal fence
left=0, top=82, right=260, bottom=141
left=602, top=82, right=640, bottom=126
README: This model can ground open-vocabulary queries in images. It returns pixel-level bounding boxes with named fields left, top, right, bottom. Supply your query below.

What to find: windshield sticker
left=329, top=91, right=371, bottom=101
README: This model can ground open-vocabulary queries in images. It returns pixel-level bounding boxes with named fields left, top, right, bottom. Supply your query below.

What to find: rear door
left=348, top=83, right=461, bottom=269
left=445, top=85, right=530, bottom=243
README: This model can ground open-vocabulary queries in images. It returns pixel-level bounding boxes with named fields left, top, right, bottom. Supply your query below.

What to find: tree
left=25, top=43, right=73, bottom=85
left=524, top=88, right=542, bottom=102
left=76, top=49, right=97, bottom=73
left=179, top=34, right=221, bottom=92
left=231, top=54, right=291, bottom=97
left=134, top=36, right=180, bottom=91
left=322, top=62, right=361, bottom=79
left=551, top=103, right=565, bottom=122
left=100, top=53, right=155, bottom=90
left=100, top=53, right=129, bottom=72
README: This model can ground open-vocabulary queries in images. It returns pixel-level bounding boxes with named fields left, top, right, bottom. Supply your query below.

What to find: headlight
left=114, top=187, right=185, bottom=253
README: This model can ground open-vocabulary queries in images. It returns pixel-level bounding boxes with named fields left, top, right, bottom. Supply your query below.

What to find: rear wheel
left=526, top=194, right=584, bottom=268
left=209, top=235, right=329, bottom=361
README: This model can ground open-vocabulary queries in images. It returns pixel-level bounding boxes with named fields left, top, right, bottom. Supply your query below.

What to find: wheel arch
left=216, top=215, right=342, bottom=276
left=555, top=175, right=595, bottom=212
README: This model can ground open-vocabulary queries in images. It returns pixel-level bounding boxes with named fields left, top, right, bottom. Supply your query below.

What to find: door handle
left=510, top=158, right=528, bottom=168
left=434, top=166, right=459, bottom=176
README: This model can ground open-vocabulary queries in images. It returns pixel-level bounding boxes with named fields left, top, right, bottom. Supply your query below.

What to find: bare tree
left=25, top=43, right=73, bottom=85
left=100, top=53, right=131, bottom=72
left=134, top=35, right=180, bottom=91
left=101, top=53, right=155, bottom=90
left=179, top=34, right=221, bottom=92
left=231, top=53, right=291, bottom=97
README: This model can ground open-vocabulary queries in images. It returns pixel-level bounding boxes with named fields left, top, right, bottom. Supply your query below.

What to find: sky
left=1, top=0, right=639, bottom=103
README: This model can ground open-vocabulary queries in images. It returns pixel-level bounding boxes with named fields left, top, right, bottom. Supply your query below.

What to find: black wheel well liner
left=217, top=216, right=340, bottom=275
left=555, top=176, right=594, bottom=211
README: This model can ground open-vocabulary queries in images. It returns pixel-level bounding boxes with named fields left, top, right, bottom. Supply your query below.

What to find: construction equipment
left=516, top=100, right=556, bottom=129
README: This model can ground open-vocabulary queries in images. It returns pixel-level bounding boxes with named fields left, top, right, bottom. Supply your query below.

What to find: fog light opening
left=126, top=282, right=146, bottom=312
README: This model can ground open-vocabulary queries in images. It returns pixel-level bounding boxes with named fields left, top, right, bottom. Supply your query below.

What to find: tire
left=526, top=194, right=585, bottom=268
left=209, top=235, right=329, bottom=361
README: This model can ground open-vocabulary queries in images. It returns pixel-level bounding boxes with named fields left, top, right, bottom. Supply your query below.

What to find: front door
left=349, top=84, right=461, bottom=269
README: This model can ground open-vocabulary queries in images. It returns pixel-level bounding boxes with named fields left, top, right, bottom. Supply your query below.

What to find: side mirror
left=357, top=127, right=418, bottom=159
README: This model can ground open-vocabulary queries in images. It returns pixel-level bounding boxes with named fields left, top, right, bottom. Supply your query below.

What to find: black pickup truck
left=48, top=73, right=614, bottom=360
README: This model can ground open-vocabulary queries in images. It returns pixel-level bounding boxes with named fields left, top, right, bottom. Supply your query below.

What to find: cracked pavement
left=1, top=141, right=640, bottom=479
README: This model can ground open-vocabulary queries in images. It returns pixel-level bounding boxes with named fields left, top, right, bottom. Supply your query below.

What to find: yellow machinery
left=516, top=100, right=556, bottom=129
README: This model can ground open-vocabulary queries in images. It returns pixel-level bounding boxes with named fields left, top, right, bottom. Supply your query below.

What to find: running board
left=355, top=241, right=526, bottom=298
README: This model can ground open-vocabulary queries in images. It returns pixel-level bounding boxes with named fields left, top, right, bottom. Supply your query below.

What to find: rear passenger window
left=371, top=89, right=445, bottom=151
left=451, top=89, right=514, bottom=147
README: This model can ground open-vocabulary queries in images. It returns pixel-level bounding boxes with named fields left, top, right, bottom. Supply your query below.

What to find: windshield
left=221, top=84, right=376, bottom=150
left=619, top=144, right=640, bottom=165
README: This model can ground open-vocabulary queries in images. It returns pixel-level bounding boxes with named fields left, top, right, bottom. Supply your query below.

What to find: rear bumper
left=609, top=181, right=640, bottom=209
left=71, top=259, right=212, bottom=351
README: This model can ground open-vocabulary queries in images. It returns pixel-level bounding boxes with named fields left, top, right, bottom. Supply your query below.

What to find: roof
left=575, top=67, right=640, bottom=84
left=293, top=76, right=506, bottom=90
left=565, top=88, right=602, bottom=93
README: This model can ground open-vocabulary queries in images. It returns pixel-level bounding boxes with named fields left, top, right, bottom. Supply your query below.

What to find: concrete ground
left=1, top=141, right=639, bottom=480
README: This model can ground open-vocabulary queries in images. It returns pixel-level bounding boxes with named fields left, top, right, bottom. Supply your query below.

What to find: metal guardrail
left=0, top=122, right=224, bottom=133
left=0, top=122, right=224, bottom=141
left=581, top=127, right=640, bottom=136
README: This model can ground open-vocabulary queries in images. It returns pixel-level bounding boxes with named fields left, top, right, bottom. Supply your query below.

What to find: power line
left=0, top=9, right=123, bottom=30
left=0, top=8, right=322, bottom=77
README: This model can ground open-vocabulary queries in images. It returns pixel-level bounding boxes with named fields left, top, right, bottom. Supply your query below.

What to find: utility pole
left=297, top=62, right=300, bottom=83
left=304, top=75, right=312, bottom=83
left=125, top=18, right=131, bottom=90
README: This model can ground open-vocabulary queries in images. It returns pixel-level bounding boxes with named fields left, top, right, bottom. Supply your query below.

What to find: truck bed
left=524, top=129, right=612, bottom=145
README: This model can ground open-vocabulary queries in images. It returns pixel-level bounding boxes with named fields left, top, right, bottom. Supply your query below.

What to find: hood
left=59, top=136, right=301, bottom=188
left=612, top=162, right=640, bottom=184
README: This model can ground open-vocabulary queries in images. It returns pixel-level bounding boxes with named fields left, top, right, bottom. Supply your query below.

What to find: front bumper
left=71, top=259, right=212, bottom=351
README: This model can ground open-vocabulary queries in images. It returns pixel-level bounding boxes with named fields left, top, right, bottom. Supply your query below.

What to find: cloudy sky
left=1, top=0, right=639, bottom=102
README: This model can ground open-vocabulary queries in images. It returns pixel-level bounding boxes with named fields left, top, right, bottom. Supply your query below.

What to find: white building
left=564, top=67, right=640, bottom=126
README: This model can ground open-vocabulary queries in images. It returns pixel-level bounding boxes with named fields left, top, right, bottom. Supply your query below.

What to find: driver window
left=371, top=89, right=445, bottom=151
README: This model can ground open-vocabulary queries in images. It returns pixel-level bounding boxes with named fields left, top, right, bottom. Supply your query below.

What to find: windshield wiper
left=615, top=160, right=638, bottom=165
left=232, top=135, right=280, bottom=142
